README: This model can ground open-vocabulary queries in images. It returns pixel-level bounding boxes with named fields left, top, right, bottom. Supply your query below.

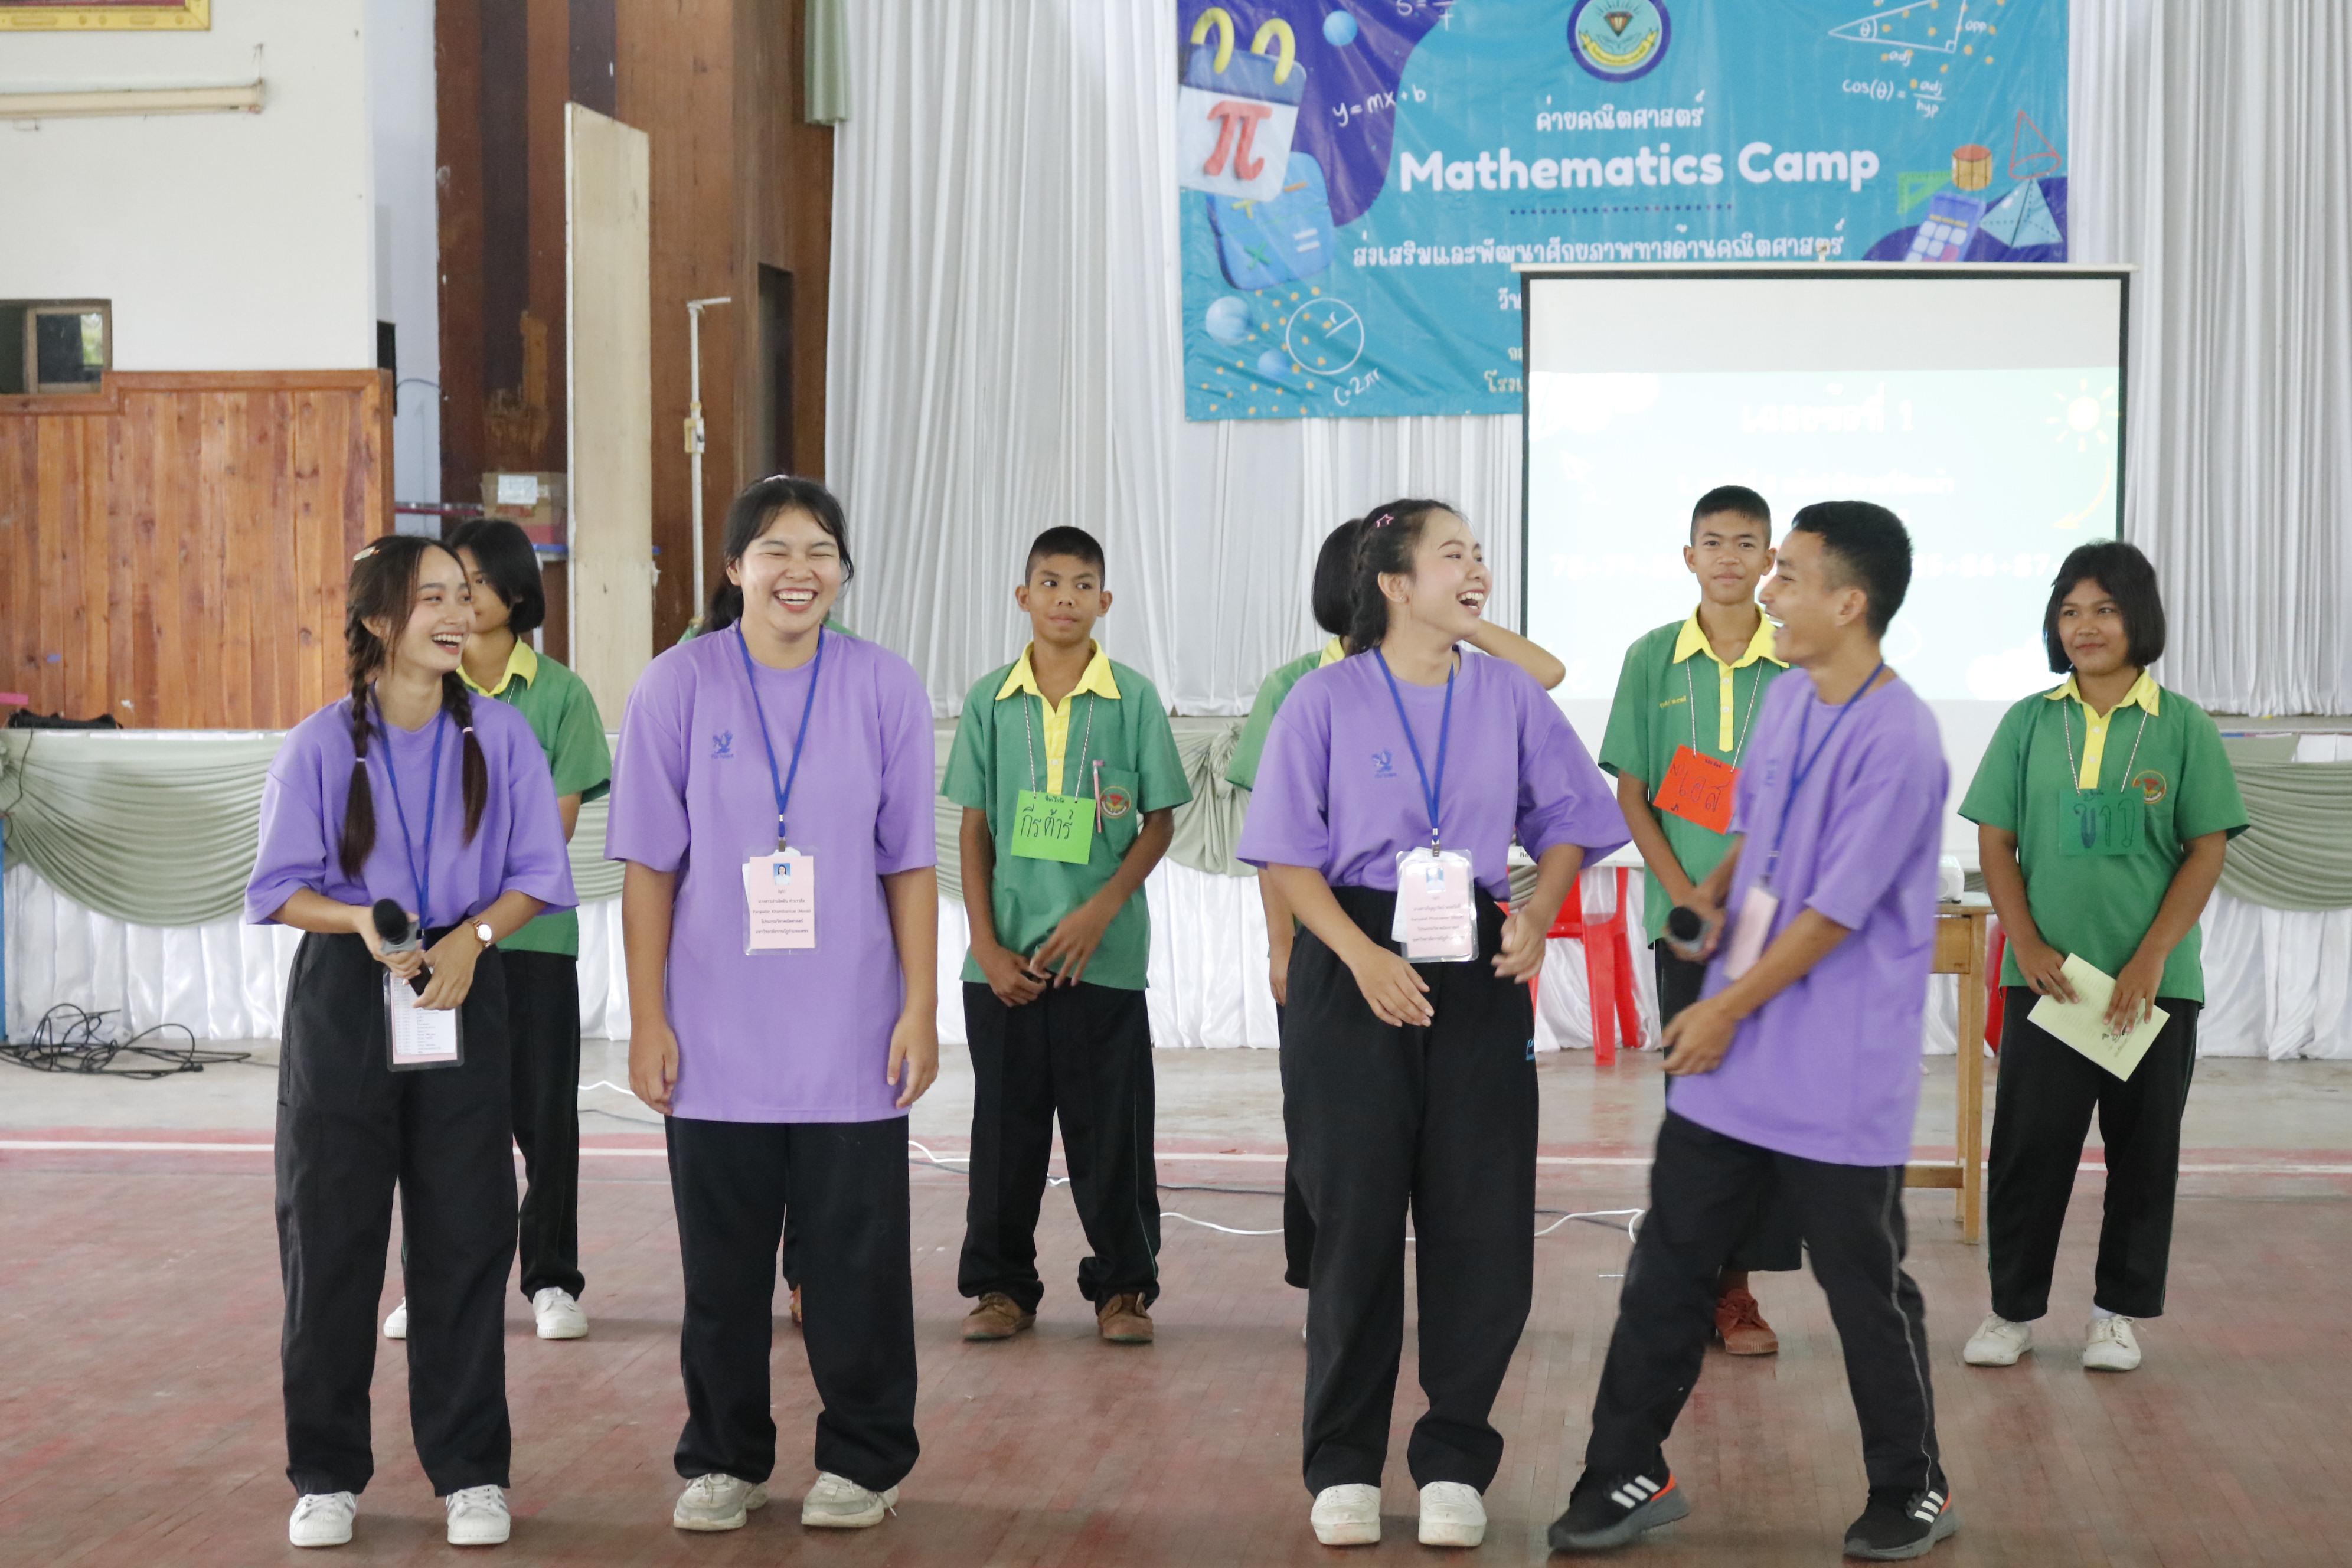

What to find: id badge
left=1722, top=884, right=1779, bottom=981
left=1390, top=847, right=1478, bottom=963
left=1654, top=745, right=1738, bottom=834
left=1010, top=788, right=1092, bottom=864
left=743, top=848, right=816, bottom=952
left=2061, top=787, right=2144, bottom=857
left=384, top=971, right=463, bottom=1072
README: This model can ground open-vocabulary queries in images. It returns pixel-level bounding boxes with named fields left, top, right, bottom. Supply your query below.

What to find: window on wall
left=0, top=300, right=111, bottom=395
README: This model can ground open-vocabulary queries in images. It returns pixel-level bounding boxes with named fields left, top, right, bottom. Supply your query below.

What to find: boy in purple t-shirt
left=1551, top=504, right=1958, bottom=1563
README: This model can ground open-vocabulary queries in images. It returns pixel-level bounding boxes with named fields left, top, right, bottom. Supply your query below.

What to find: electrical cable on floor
left=583, top=1084, right=1645, bottom=1243
left=0, top=1004, right=251, bottom=1079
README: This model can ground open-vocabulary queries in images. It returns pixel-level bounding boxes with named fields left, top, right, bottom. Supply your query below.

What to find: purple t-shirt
left=1236, top=649, right=1629, bottom=897
left=1671, top=669, right=1949, bottom=1167
left=246, top=695, right=576, bottom=929
left=605, top=629, right=936, bottom=1123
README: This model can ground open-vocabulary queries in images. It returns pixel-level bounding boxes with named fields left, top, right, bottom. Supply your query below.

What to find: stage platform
left=4, top=1050, right=2350, bottom=1567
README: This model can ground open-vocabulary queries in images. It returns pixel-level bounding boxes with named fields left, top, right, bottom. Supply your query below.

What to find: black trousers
left=1585, top=1113, right=1945, bottom=1496
left=1654, top=941, right=1803, bottom=1275
left=1286, top=887, right=1536, bottom=1495
left=958, top=981, right=1162, bottom=1310
left=1276, top=1002, right=1314, bottom=1289
left=505, top=950, right=584, bottom=1302
left=667, top=1116, right=919, bottom=1492
left=1987, top=991, right=2201, bottom=1321
left=276, top=930, right=517, bottom=1498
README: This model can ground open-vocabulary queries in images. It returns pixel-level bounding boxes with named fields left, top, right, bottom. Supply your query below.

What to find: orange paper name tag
left=1654, top=745, right=1737, bottom=834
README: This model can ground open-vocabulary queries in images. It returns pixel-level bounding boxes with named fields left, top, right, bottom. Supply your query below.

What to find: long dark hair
left=703, top=475, right=856, bottom=633
left=1344, top=499, right=1459, bottom=655
left=1311, top=517, right=1366, bottom=638
left=339, top=535, right=489, bottom=880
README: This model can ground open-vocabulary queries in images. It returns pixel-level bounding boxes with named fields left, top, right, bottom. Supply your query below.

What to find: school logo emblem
left=1568, top=0, right=1671, bottom=83
left=1371, top=749, right=1397, bottom=779
left=2132, top=769, right=2168, bottom=805
left=711, top=730, right=735, bottom=760
left=1100, top=785, right=1134, bottom=819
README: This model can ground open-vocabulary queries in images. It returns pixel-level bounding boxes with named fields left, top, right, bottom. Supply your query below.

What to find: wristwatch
left=472, top=919, right=496, bottom=948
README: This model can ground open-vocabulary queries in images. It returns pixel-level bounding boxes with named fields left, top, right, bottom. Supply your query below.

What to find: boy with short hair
left=942, top=527, right=1193, bottom=1345
left=1598, top=485, right=1797, bottom=1353
left=1554, top=502, right=1959, bottom=1563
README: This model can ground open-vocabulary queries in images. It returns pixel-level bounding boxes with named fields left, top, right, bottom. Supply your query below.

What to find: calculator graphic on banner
left=1207, top=150, right=1335, bottom=289
left=1177, top=9, right=1305, bottom=205
left=1905, top=190, right=1988, bottom=262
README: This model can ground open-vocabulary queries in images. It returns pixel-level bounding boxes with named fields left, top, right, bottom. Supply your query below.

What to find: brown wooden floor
left=3, top=1135, right=2350, bottom=1567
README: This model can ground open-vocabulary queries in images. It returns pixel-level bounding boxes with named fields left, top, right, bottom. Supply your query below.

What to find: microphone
left=1665, top=904, right=1707, bottom=959
left=372, top=899, right=430, bottom=996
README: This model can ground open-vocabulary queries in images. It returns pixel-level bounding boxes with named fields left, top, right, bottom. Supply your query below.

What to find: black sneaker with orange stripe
left=1547, top=1468, right=1689, bottom=1553
left=1843, top=1485, right=1959, bottom=1560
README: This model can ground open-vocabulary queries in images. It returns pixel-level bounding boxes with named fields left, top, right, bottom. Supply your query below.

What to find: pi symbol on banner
left=1178, top=8, right=1305, bottom=204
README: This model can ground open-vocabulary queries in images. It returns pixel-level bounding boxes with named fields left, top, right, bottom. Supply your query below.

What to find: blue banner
left=1178, top=0, right=2070, bottom=420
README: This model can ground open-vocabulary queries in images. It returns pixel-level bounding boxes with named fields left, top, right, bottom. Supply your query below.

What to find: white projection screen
left=1520, top=266, right=2130, bottom=857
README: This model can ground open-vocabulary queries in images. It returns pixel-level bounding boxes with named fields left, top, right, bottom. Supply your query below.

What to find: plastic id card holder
left=1721, top=884, right=1779, bottom=981
left=384, top=972, right=462, bottom=1072
left=1390, top=847, right=1478, bottom=963
left=743, top=848, right=816, bottom=953
left=1654, top=746, right=1738, bottom=834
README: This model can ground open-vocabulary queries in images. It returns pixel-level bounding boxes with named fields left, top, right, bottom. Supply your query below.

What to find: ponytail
left=442, top=672, right=489, bottom=843
left=338, top=668, right=378, bottom=880
left=1343, top=499, right=1456, bottom=655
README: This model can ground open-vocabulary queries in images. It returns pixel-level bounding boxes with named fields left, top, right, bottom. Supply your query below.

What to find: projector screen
left=1521, top=267, right=2129, bottom=858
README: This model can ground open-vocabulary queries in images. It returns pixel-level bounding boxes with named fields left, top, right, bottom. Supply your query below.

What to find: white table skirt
left=8, top=861, right=2346, bottom=1060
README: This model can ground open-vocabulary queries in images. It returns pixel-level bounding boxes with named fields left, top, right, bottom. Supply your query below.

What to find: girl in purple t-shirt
left=246, top=536, right=576, bottom=1550
left=1237, top=499, right=1628, bottom=1550
left=607, top=476, right=939, bottom=1535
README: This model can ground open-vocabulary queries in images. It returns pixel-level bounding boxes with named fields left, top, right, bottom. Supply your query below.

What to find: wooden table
left=1905, top=900, right=1993, bottom=1242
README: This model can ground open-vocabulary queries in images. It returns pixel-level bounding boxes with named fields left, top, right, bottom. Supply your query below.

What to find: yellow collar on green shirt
left=1671, top=609, right=1782, bottom=670
left=459, top=636, right=538, bottom=697
left=2047, top=669, right=2161, bottom=716
left=1317, top=636, right=1345, bottom=668
left=997, top=641, right=1121, bottom=708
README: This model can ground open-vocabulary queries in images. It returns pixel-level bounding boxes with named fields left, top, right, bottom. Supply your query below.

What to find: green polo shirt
left=942, top=651, right=1193, bottom=991
left=1959, top=677, right=2248, bottom=1002
left=1227, top=639, right=1344, bottom=791
left=462, top=640, right=613, bottom=958
left=1598, top=612, right=1786, bottom=943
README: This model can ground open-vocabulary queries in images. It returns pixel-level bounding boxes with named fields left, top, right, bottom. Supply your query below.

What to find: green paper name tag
left=2061, top=786, right=2144, bottom=857
left=1011, top=789, right=1092, bottom=864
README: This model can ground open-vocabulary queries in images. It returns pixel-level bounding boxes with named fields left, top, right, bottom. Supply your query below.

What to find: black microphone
left=372, top=899, right=430, bottom=996
left=1666, top=906, right=1704, bottom=945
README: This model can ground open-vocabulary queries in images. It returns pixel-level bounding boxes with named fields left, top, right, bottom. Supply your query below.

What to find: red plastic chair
left=1526, top=867, right=1643, bottom=1064
left=1983, top=922, right=2007, bottom=1054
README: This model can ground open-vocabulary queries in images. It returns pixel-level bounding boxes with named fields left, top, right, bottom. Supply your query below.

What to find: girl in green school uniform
left=1956, top=541, right=2247, bottom=1374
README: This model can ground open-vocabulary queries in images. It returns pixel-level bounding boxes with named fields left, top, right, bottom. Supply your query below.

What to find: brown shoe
left=1714, top=1287, right=1779, bottom=1355
left=788, top=1285, right=803, bottom=1327
left=1096, top=1292, right=1154, bottom=1344
left=961, top=1292, right=1035, bottom=1341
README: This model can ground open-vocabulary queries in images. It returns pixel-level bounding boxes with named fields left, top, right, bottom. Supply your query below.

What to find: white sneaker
left=1311, top=1483, right=1383, bottom=1547
left=1962, top=1312, right=2033, bottom=1367
left=1419, top=1481, right=1486, bottom=1548
left=800, top=1471, right=898, bottom=1529
left=289, top=1492, right=355, bottom=1548
left=673, top=1472, right=768, bottom=1531
left=2082, top=1314, right=2142, bottom=1372
left=444, top=1485, right=510, bottom=1546
left=382, top=1299, right=407, bottom=1340
left=531, top=1287, right=589, bottom=1340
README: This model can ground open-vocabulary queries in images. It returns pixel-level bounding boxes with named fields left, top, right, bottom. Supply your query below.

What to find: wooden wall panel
left=0, top=371, right=390, bottom=729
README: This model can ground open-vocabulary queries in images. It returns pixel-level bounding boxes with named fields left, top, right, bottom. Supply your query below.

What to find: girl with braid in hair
left=247, top=534, right=575, bottom=1551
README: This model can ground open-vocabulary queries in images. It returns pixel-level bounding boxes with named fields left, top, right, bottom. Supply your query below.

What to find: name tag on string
left=1010, top=789, right=1093, bottom=864
left=2060, top=787, right=2144, bottom=857
left=1390, top=846, right=1478, bottom=963
left=384, top=972, right=463, bottom=1071
left=743, top=848, right=816, bottom=952
left=1721, top=885, right=1778, bottom=981
left=1654, top=745, right=1738, bottom=834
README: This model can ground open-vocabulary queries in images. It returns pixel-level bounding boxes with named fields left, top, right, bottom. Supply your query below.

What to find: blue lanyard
left=1765, top=662, right=1884, bottom=885
left=377, top=703, right=447, bottom=926
left=1374, top=649, right=1455, bottom=850
left=734, top=624, right=824, bottom=850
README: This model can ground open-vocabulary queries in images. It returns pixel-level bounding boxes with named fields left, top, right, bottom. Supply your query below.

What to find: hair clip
left=352, top=545, right=379, bottom=561
left=1368, top=511, right=1396, bottom=528
left=461, top=724, right=474, bottom=736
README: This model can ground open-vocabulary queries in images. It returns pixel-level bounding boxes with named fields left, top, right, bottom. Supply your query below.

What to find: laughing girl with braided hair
left=246, top=534, right=574, bottom=1551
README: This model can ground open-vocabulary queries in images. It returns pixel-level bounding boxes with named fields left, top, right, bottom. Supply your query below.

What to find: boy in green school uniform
left=1958, top=540, right=2245, bottom=1376
left=943, top=525, right=1193, bottom=1347
left=1597, top=484, right=1799, bottom=1355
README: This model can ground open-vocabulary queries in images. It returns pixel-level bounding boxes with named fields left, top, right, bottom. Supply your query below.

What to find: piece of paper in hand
left=2026, top=953, right=2168, bottom=1080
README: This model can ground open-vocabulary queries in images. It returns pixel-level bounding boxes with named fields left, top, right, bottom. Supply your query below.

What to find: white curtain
left=2071, top=0, right=2352, bottom=714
